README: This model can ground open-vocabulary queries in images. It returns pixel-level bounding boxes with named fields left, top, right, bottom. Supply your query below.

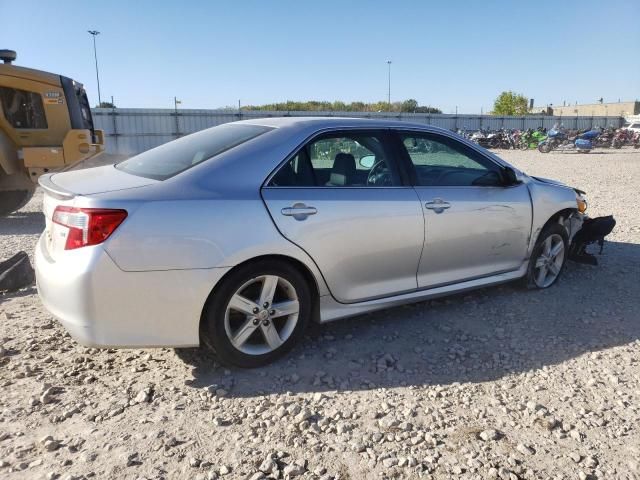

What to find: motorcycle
left=594, top=127, right=615, bottom=148
left=612, top=128, right=633, bottom=149
left=519, top=129, right=547, bottom=149
left=538, top=127, right=592, bottom=153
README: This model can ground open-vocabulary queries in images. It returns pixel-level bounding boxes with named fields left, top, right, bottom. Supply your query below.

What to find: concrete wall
left=552, top=101, right=639, bottom=118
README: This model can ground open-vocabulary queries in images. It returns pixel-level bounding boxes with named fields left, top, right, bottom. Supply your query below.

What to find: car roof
left=232, top=116, right=453, bottom=134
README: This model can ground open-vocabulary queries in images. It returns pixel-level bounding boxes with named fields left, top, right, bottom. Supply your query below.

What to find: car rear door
left=395, top=130, right=532, bottom=288
left=261, top=129, right=424, bottom=303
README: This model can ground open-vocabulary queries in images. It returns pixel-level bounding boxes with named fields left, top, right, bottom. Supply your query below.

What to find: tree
left=401, top=99, right=419, bottom=112
left=240, top=99, right=442, bottom=113
left=96, top=101, right=116, bottom=108
left=414, top=105, right=442, bottom=114
left=492, top=91, right=529, bottom=115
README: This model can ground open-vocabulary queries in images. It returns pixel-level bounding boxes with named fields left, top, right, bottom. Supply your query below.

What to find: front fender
left=526, top=178, right=580, bottom=254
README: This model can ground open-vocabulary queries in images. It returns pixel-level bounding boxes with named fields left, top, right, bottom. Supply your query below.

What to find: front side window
left=269, top=132, right=400, bottom=187
left=116, top=123, right=272, bottom=180
left=0, top=87, right=48, bottom=129
left=400, top=133, right=503, bottom=187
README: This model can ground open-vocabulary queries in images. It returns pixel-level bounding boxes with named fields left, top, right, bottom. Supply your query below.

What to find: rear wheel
left=524, top=224, right=568, bottom=289
left=201, top=260, right=311, bottom=368
left=0, top=189, right=35, bottom=216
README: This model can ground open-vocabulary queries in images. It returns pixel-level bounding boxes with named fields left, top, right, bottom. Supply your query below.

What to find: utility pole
left=387, top=60, right=392, bottom=111
left=174, top=97, right=181, bottom=138
left=87, top=30, right=102, bottom=106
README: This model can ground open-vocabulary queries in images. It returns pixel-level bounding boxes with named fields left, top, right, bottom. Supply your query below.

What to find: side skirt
left=318, top=262, right=528, bottom=323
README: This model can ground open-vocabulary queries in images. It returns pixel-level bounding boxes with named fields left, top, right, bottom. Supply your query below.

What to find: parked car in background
left=35, top=118, right=588, bottom=367
left=624, top=122, right=640, bottom=133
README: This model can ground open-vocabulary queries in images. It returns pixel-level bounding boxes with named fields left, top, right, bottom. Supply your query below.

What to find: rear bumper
left=35, top=234, right=230, bottom=347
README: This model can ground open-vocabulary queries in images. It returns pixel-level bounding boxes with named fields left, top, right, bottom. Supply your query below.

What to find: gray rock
left=479, top=429, right=500, bottom=441
left=584, top=456, right=598, bottom=468
left=283, top=462, right=305, bottom=478
left=516, top=443, right=535, bottom=455
left=382, top=457, right=398, bottom=468
left=259, top=457, right=278, bottom=474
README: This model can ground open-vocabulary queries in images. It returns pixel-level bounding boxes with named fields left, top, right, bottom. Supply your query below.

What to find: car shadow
left=0, top=211, right=45, bottom=236
left=177, top=240, right=640, bottom=398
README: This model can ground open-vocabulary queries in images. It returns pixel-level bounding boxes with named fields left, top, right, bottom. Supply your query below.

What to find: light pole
left=87, top=30, right=102, bottom=106
left=387, top=60, right=392, bottom=111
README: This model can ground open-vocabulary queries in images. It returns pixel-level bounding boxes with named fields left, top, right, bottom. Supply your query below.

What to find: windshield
left=115, top=123, right=273, bottom=180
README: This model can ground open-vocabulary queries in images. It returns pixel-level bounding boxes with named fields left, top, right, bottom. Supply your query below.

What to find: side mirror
left=502, top=166, right=519, bottom=185
left=359, top=154, right=375, bottom=168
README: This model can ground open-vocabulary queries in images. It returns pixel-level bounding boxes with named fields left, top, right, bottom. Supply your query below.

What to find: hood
left=49, top=164, right=158, bottom=195
left=531, top=175, right=568, bottom=187
left=531, top=175, right=585, bottom=195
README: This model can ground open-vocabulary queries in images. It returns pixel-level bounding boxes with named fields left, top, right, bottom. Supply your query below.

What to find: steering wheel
left=366, top=160, right=392, bottom=186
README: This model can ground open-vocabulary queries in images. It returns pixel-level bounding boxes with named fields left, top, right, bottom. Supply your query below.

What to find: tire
left=0, top=189, right=35, bottom=216
left=612, top=139, right=622, bottom=149
left=538, top=142, right=552, bottom=153
left=201, top=259, right=312, bottom=368
left=523, top=224, right=568, bottom=290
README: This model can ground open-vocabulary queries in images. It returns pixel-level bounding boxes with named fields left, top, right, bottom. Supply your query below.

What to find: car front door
left=396, top=131, right=532, bottom=289
left=261, top=129, right=424, bottom=303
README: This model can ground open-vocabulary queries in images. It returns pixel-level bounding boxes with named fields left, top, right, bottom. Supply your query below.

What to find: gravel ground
left=1, top=148, right=639, bottom=480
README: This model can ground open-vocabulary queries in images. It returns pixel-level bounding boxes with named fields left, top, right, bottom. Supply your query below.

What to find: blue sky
left=2, top=0, right=639, bottom=113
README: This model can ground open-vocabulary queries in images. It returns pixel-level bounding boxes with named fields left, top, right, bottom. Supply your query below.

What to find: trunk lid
left=49, top=164, right=157, bottom=195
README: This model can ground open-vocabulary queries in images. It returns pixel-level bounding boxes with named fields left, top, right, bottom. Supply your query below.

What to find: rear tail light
left=52, top=206, right=127, bottom=250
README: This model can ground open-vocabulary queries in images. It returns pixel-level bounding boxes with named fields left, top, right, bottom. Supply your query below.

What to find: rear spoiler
left=38, top=173, right=75, bottom=200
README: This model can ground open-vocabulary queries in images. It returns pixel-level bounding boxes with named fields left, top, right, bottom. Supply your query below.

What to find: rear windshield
left=115, top=123, right=273, bottom=180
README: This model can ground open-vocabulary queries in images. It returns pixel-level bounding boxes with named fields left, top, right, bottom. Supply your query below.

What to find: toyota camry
left=35, top=118, right=587, bottom=367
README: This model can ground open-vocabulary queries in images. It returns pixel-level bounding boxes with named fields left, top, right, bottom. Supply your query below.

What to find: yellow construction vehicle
left=0, top=49, right=104, bottom=216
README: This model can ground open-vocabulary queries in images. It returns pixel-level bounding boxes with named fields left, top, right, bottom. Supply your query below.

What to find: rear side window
left=0, top=87, right=48, bottom=129
left=116, top=123, right=273, bottom=180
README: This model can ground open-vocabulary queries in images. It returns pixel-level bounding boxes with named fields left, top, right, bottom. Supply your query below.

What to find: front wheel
left=201, top=260, right=311, bottom=368
left=0, top=189, right=35, bottom=217
left=524, top=224, right=568, bottom=289
left=538, top=142, right=552, bottom=153
left=612, top=139, right=622, bottom=149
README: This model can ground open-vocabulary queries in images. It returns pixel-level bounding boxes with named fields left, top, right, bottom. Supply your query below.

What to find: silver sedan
left=35, top=118, right=587, bottom=367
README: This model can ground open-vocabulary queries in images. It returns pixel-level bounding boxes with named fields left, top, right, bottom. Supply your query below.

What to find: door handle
left=424, top=198, right=451, bottom=213
left=281, top=203, right=317, bottom=220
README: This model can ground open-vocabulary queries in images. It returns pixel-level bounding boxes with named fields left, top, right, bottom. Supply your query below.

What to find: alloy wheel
left=533, top=233, right=565, bottom=288
left=224, top=275, right=299, bottom=355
